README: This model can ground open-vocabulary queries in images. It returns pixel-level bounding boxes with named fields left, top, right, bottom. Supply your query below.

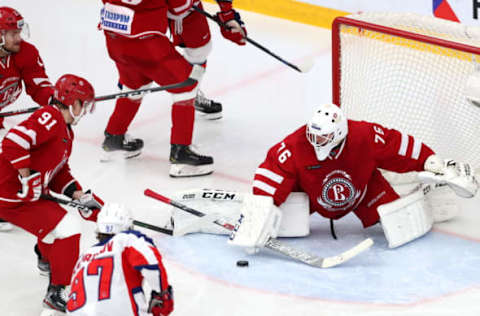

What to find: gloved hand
left=17, top=173, right=42, bottom=202
left=148, top=286, right=174, bottom=316
left=75, top=190, right=104, bottom=221
left=216, top=1, right=247, bottom=45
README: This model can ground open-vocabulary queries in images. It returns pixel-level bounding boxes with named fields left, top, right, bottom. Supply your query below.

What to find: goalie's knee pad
left=378, top=185, right=433, bottom=248
left=277, top=192, right=310, bottom=237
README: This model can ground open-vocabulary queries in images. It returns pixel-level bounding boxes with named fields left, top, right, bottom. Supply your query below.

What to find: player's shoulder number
left=277, top=141, right=292, bottom=164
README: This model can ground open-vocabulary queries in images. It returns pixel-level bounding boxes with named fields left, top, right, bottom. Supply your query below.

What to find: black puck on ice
left=236, top=260, right=249, bottom=267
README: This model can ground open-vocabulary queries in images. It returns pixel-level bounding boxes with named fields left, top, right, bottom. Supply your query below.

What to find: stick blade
left=321, top=238, right=374, bottom=268
left=297, top=58, right=315, bottom=73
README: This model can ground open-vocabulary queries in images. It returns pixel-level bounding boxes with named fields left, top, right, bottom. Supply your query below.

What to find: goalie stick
left=144, top=188, right=373, bottom=268
left=41, top=194, right=173, bottom=236
left=0, top=78, right=195, bottom=117
left=192, top=6, right=314, bottom=74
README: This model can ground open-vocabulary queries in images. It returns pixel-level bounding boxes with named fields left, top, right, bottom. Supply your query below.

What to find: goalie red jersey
left=67, top=230, right=172, bottom=316
left=0, top=106, right=80, bottom=204
left=0, top=40, right=53, bottom=110
left=253, top=120, right=435, bottom=227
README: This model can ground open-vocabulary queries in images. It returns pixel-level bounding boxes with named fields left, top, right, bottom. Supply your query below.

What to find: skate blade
left=100, top=149, right=142, bottom=162
left=195, top=111, right=222, bottom=120
left=39, top=270, right=50, bottom=277
left=169, top=163, right=214, bottom=178
left=0, top=223, right=13, bottom=232
left=41, top=306, right=65, bottom=316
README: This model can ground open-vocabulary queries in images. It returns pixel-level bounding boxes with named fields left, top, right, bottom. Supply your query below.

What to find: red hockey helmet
left=0, top=7, right=29, bottom=50
left=55, top=74, right=95, bottom=124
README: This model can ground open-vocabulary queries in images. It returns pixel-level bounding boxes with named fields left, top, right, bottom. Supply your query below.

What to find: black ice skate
left=42, top=284, right=67, bottom=313
left=169, top=144, right=214, bottom=177
left=195, top=90, right=222, bottom=120
left=101, top=131, right=144, bottom=162
left=34, top=244, right=50, bottom=276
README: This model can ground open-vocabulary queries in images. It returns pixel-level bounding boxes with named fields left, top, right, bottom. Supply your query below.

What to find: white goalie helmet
left=96, top=202, right=133, bottom=235
left=306, top=103, right=348, bottom=161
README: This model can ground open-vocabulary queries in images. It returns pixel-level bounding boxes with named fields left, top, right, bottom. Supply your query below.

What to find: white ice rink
left=1, top=1, right=480, bottom=315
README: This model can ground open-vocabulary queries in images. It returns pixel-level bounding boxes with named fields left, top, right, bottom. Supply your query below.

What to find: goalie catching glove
left=228, top=195, right=282, bottom=254
left=418, top=155, right=478, bottom=198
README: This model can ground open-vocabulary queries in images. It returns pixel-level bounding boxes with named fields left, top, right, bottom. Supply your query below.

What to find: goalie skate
left=100, top=132, right=143, bottom=162
left=195, top=90, right=222, bottom=120
left=169, top=144, right=213, bottom=177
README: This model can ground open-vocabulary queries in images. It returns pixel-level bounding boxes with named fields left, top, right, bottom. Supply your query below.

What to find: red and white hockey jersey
left=67, top=230, right=170, bottom=316
left=0, top=106, right=80, bottom=205
left=253, top=120, right=435, bottom=221
left=0, top=40, right=54, bottom=110
left=99, top=0, right=171, bottom=38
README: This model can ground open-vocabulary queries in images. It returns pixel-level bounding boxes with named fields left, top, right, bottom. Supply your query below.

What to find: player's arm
left=19, top=43, right=55, bottom=106
left=215, top=0, right=247, bottom=45
left=253, top=140, right=298, bottom=206
left=124, top=234, right=173, bottom=316
left=1, top=108, right=59, bottom=201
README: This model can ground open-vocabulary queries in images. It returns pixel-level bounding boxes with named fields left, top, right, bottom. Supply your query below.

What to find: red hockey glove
left=17, top=173, right=42, bottom=202
left=76, top=190, right=103, bottom=222
left=148, top=286, right=174, bottom=316
left=216, top=1, right=246, bottom=46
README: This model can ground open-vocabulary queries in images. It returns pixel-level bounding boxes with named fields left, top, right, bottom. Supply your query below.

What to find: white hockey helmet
left=96, top=203, right=133, bottom=235
left=306, top=103, right=348, bottom=161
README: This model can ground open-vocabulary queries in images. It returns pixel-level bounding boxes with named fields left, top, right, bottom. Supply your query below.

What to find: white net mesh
left=334, top=12, right=480, bottom=171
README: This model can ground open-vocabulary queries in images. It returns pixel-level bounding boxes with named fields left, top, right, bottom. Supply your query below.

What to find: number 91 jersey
left=253, top=120, right=435, bottom=224
left=67, top=230, right=170, bottom=316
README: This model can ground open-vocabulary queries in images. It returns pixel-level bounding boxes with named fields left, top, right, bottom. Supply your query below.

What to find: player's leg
left=0, top=200, right=82, bottom=313
left=144, top=36, right=213, bottom=177
left=171, top=8, right=222, bottom=119
left=101, top=35, right=151, bottom=161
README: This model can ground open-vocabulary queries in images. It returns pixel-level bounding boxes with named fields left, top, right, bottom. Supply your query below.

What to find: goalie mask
left=54, top=74, right=95, bottom=125
left=306, top=103, right=348, bottom=161
left=0, top=7, right=29, bottom=54
left=96, top=203, right=133, bottom=235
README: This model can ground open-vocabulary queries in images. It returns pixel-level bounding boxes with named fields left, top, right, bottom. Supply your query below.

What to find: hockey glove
left=75, top=190, right=104, bottom=222
left=216, top=1, right=246, bottom=45
left=418, top=155, right=478, bottom=198
left=17, top=173, right=42, bottom=202
left=148, top=286, right=174, bottom=316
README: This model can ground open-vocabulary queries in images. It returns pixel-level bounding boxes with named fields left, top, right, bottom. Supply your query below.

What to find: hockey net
left=332, top=12, right=480, bottom=179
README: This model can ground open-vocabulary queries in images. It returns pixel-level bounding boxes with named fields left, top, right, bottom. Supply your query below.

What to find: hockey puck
left=236, top=260, right=249, bottom=267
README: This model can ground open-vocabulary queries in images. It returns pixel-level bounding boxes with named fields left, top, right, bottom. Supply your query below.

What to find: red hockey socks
left=171, top=99, right=195, bottom=145
left=105, top=98, right=141, bottom=135
left=49, top=234, right=81, bottom=285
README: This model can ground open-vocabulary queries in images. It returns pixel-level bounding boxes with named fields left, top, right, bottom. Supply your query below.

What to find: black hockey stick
left=41, top=194, right=173, bottom=235
left=192, top=6, right=313, bottom=73
left=144, top=188, right=373, bottom=268
left=0, top=78, right=195, bottom=117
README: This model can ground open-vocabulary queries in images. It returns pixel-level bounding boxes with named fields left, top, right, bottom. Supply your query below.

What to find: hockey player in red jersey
left=0, top=6, right=56, bottom=231
left=0, top=74, right=106, bottom=313
left=232, top=104, right=478, bottom=252
left=67, top=203, right=173, bottom=316
left=167, top=0, right=247, bottom=120
left=98, top=0, right=214, bottom=177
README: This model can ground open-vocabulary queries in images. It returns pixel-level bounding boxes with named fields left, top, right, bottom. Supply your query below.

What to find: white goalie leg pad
left=171, top=189, right=243, bottom=236
left=378, top=185, right=433, bottom=248
left=277, top=192, right=310, bottom=237
left=228, top=195, right=282, bottom=252
left=41, top=212, right=82, bottom=244
left=425, top=184, right=461, bottom=223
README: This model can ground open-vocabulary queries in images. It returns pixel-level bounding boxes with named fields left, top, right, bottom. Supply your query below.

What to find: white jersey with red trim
left=67, top=230, right=170, bottom=316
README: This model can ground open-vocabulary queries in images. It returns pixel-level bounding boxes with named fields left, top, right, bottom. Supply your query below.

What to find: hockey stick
left=41, top=194, right=173, bottom=235
left=0, top=78, right=195, bottom=117
left=144, top=188, right=373, bottom=268
left=192, top=6, right=314, bottom=73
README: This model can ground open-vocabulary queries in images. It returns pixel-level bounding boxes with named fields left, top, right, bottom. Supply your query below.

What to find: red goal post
left=332, top=13, right=480, bottom=172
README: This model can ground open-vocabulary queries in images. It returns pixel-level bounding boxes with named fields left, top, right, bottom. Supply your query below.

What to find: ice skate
left=169, top=144, right=213, bottom=177
left=195, top=90, right=222, bottom=120
left=101, top=132, right=144, bottom=162
left=42, top=284, right=67, bottom=313
left=34, top=244, right=50, bottom=276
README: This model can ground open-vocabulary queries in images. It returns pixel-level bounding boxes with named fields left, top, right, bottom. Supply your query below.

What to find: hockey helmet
left=54, top=74, right=95, bottom=125
left=96, top=203, right=133, bottom=235
left=306, top=103, right=348, bottom=161
left=0, top=7, right=29, bottom=49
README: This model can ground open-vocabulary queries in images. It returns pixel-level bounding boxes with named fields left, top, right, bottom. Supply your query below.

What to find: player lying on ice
left=166, top=103, right=478, bottom=254
left=0, top=74, right=109, bottom=314
left=66, top=203, right=173, bottom=316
